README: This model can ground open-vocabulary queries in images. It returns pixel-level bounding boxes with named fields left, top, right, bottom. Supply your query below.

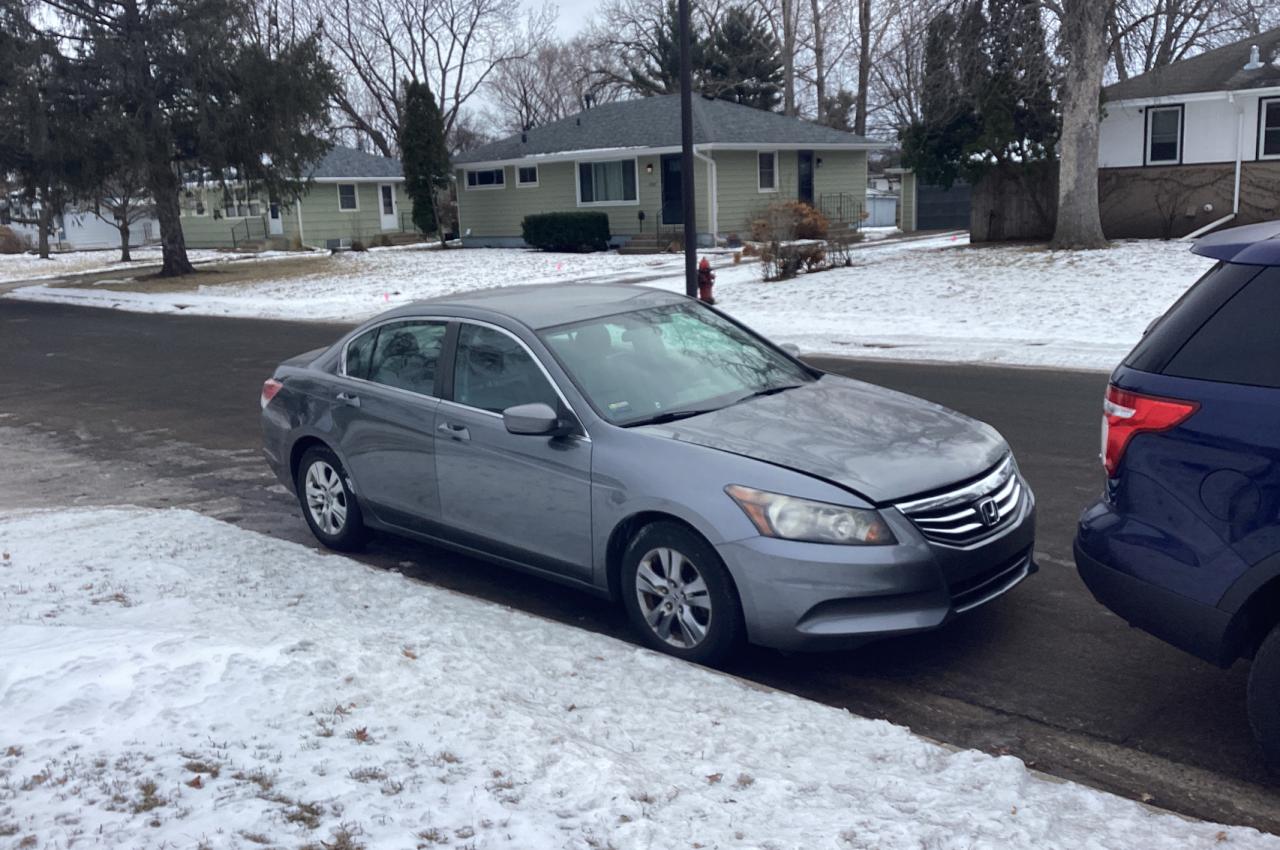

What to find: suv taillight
left=1102, top=385, right=1198, bottom=477
left=261, top=378, right=284, bottom=410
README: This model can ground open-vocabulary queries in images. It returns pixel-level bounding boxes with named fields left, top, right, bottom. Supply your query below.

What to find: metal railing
left=229, top=216, right=267, bottom=248
left=817, top=193, right=865, bottom=231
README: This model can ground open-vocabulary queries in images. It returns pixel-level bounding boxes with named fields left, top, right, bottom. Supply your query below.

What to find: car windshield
left=539, top=302, right=814, bottom=426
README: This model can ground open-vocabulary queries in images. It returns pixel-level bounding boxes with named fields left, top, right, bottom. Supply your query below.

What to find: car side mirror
left=503, top=402, right=562, bottom=436
left=780, top=343, right=801, bottom=357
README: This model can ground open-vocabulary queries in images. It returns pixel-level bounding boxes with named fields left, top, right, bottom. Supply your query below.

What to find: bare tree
left=1048, top=0, right=1114, bottom=249
left=92, top=170, right=154, bottom=262
left=854, top=0, right=872, bottom=134
left=869, top=0, right=952, bottom=133
left=810, top=0, right=825, bottom=120
left=317, top=0, right=551, bottom=156
left=489, top=36, right=626, bottom=132
left=1108, top=0, right=1280, bottom=81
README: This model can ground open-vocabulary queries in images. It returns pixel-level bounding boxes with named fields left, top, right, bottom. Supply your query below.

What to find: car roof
left=1192, top=220, right=1280, bottom=265
left=377, top=282, right=692, bottom=330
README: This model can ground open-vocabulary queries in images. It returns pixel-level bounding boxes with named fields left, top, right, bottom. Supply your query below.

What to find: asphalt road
left=3, top=299, right=1278, bottom=831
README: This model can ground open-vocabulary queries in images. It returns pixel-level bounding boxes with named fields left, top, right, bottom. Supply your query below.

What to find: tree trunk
left=1051, top=0, right=1112, bottom=250
left=855, top=0, right=871, bottom=135
left=117, top=219, right=132, bottom=262
left=781, top=0, right=796, bottom=116
left=811, top=0, right=825, bottom=122
left=147, top=160, right=195, bottom=276
left=36, top=205, right=51, bottom=259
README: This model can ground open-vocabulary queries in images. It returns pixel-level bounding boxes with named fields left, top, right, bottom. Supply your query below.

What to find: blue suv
left=1075, top=220, right=1280, bottom=767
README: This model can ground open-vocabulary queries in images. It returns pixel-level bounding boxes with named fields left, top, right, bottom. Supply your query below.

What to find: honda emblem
left=978, top=498, right=1000, bottom=526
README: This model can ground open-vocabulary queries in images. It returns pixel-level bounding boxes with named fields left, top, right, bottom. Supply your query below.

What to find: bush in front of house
left=0, top=226, right=26, bottom=255
left=522, top=212, right=611, bottom=252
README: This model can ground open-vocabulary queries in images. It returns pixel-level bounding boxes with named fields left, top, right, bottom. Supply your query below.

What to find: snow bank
left=1, top=507, right=1273, bottom=849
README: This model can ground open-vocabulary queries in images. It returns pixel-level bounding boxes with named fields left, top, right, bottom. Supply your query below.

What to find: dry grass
left=300, top=823, right=365, bottom=850
left=45, top=253, right=332, bottom=293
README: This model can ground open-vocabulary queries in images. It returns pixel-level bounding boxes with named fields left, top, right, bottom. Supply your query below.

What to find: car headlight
left=725, top=485, right=896, bottom=545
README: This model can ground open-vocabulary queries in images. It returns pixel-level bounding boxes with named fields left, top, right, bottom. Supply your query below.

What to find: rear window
left=1162, top=266, right=1280, bottom=388
left=1124, top=262, right=1261, bottom=374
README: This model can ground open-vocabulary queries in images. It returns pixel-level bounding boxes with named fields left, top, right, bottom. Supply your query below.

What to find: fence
left=817, top=193, right=864, bottom=232
left=229, top=217, right=267, bottom=249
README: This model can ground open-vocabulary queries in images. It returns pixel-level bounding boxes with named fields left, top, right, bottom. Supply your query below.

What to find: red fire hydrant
left=697, top=256, right=716, bottom=304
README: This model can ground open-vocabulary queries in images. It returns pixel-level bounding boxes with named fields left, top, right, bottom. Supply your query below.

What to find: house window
left=465, top=168, right=505, bottom=189
left=194, top=198, right=206, bottom=217
left=1261, top=99, right=1280, bottom=159
left=517, top=165, right=539, bottom=187
left=578, top=159, right=637, bottom=205
left=758, top=151, right=777, bottom=192
left=338, top=184, right=359, bottom=210
left=1146, top=106, right=1182, bottom=165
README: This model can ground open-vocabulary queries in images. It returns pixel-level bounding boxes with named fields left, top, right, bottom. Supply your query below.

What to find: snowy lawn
left=4, top=236, right=1214, bottom=370
left=0, top=247, right=270, bottom=284
left=1, top=507, right=1276, bottom=849
left=3, top=244, right=696, bottom=321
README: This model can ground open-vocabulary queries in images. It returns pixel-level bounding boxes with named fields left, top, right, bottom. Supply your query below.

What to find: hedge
left=521, top=212, right=611, bottom=252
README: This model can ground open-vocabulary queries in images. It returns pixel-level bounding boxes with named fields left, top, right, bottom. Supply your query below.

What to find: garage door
left=917, top=183, right=971, bottom=231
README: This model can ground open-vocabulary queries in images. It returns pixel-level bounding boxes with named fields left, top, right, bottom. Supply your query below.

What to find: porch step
left=619, top=236, right=679, bottom=254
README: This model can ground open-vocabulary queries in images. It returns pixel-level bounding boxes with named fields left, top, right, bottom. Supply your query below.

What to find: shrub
left=748, top=200, right=829, bottom=244
left=0, top=226, right=24, bottom=255
left=522, top=212, right=611, bottom=252
left=350, top=239, right=367, bottom=252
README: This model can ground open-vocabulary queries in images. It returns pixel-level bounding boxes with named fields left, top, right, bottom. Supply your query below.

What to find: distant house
left=2, top=200, right=158, bottom=251
left=179, top=146, right=415, bottom=250
left=452, top=95, right=884, bottom=248
left=1099, top=27, right=1280, bottom=238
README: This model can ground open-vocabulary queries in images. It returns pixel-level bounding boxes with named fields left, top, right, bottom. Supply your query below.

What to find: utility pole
left=678, top=0, right=697, bottom=298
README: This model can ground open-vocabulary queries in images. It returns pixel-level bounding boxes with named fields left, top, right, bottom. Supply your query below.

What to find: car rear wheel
left=1248, top=622, right=1280, bottom=771
left=621, top=521, right=743, bottom=666
left=296, top=446, right=368, bottom=551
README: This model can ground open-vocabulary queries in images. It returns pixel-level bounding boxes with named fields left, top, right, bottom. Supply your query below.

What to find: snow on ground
left=645, top=235, right=1217, bottom=371
left=3, top=245, right=693, bottom=321
left=0, top=247, right=272, bottom=284
left=2, top=507, right=1275, bottom=849
left=4, top=235, right=1217, bottom=369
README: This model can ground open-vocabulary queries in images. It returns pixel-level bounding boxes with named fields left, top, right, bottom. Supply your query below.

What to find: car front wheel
left=621, top=521, right=743, bottom=666
left=296, top=446, right=368, bottom=551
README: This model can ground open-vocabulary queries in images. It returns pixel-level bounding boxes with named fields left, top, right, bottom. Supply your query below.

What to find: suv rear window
left=1162, top=266, right=1280, bottom=388
left=1124, top=262, right=1261, bottom=374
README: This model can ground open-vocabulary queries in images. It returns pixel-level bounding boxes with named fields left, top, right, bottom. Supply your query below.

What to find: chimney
left=1244, top=44, right=1264, bottom=70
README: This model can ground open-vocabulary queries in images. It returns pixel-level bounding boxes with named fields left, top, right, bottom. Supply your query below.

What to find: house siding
left=178, top=181, right=412, bottom=250
left=900, top=172, right=918, bottom=231
left=1100, top=94, right=1267, bottom=168
left=458, top=147, right=870, bottom=247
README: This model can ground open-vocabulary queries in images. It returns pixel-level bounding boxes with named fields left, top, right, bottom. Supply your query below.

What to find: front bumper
left=718, top=497, right=1037, bottom=651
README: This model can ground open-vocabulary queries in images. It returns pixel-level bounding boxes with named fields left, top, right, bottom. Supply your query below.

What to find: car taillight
left=261, top=378, right=284, bottom=410
left=1101, top=385, right=1198, bottom=477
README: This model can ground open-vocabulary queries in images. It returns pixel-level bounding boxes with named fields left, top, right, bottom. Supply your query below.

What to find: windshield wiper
left=623, top=408, right=718, bottom=427
left=731, top=384, right=804, bottom=405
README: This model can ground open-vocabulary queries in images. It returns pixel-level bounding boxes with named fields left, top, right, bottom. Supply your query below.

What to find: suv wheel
left=620, top=521, right=743, bottom=666
left=296, top=446, right=368, bottom=551
left=1248, top=621, right=1280, bottom=770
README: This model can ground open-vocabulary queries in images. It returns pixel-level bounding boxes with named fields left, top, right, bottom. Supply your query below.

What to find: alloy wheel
left=634, top=547, right=713, bottom=648
left=304, top=460, right=348, bottom=536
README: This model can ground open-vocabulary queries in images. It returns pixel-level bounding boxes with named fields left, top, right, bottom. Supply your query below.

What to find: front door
left=268, top=202, right=284, bottom=235
left=331, top=319, right=449, bottom=530
left=798, top=150, right=815, bottom=205
left=434, top=322, right=593, bottom=577
left=379, top=184, right=398, bottom=231
left=660, top=154, right=683, bottom=226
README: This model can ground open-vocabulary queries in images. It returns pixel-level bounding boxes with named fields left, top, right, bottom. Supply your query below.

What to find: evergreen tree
left=819, top=89, right=857, bottom=131
left=627, top=0, right=706, bottom=96
left=400, top=80, right=452, bottom=246
left=900, top=0, right=1057, bottom=188
left=703, top=6, right=783, bottom=111
left=52, top=0, right=336, bottom=276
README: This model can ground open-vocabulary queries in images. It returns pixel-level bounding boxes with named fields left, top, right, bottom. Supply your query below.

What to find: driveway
left=1, top=299, right=1276, bottom=831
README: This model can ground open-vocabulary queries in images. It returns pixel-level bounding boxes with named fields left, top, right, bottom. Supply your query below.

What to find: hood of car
left=643, top=375, right=1008, bottom=504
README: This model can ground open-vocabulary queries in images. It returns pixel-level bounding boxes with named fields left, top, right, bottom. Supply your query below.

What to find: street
left=2, top=298, right=1276, bottom=831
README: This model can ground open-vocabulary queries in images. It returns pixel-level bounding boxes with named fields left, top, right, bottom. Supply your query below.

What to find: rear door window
left=366, top=321, right=448, bottom=396
left=1162, top=266, right=1280, bottom=388
left=1124, top=262, right=1261, bottom=374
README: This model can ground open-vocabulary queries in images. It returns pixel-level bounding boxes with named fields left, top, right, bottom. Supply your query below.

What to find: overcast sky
left=537, top=0, right=596, bottom=40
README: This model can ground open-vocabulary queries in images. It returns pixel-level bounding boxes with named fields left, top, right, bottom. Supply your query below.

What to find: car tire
left=620, top=521, right=743, bottom=666
left=296, top=446, right=368, bottom=551
left=1249, top=622, right=1280, bottom=770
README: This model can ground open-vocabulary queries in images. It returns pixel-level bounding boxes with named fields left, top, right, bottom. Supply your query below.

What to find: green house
left=453, top=95, right=885, bottom=249
left=178, top=146, right=414, bottom=250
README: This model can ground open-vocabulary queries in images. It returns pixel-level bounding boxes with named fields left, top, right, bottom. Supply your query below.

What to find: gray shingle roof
left=454, top=95, right=881, bottom=164
left=310, top=145, right=404, bottom=180
left=1104, top=27, right=1280, bottom=101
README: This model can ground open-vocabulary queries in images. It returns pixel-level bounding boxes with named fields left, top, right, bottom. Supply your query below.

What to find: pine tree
left=400, top=80, right=452, bottom=246
left=627, top=0, right=706, bottom=96
left=703, top=6, right=784, bottom=111
left=51, top=0, right=336, bottom=276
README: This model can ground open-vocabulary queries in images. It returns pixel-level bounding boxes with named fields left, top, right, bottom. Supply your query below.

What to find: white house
left=1098, top=26, right=1280, bottom=238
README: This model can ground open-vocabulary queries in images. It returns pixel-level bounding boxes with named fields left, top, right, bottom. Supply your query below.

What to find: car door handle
left=335, top=392, right=360, bottom=408
left=437, top=422, right=470, bottom=441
